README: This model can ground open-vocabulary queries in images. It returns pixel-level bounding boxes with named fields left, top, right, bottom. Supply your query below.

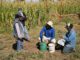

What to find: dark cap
left=65, top=23, right=73, bottom=29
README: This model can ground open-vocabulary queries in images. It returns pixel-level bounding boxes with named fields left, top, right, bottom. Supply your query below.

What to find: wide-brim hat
left=47, top=21, right=53, bottom=27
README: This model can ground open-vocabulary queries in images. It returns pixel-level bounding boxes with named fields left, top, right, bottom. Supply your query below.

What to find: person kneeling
left=56, top=23, right=76, bottom=53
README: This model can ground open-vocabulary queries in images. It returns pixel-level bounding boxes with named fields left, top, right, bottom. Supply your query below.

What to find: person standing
left=13, top=8, right=30, bottom=51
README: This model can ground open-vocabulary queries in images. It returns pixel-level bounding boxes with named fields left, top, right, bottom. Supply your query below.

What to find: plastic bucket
left=48, top=43, right=55, bottom=53
left=40, top=42, right=47, bottom=51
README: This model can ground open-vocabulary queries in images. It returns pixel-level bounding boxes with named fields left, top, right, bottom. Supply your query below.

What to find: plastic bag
left=58, top=39, right=65, bottom=46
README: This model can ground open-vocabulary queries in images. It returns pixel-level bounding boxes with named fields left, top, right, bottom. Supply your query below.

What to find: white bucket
left=51, top=38, right=56, bottom=43
left=48, top=43, right=55, bottom=53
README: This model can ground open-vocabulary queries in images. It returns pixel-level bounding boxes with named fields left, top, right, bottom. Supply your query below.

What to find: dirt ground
left=0, top=15, right=80, bottom=60
left=0, top=23, right=80, bottom=60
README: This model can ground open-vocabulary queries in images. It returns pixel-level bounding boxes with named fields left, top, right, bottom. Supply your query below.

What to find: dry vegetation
left=0, top=23, right=80, bottom=60
left=0, top=0, right=80, bottom=60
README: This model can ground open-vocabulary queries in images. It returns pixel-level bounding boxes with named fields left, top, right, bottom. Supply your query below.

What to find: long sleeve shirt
left=64, top=29, right=76, bottom=48
left=40, top=26, right=55, bottom=41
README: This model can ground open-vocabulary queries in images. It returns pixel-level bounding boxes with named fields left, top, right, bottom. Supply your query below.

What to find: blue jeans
left=63, top=44, right=74, bottom=53
left=17, top=39, right=23, bottom=51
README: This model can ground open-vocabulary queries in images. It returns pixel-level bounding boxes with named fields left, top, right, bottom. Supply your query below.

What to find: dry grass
left=0, top=0, right=80, bottom=60
left=0, top=22, right=80, bottom=60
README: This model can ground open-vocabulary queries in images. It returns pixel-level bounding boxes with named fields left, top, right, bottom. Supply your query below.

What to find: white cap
left=67, top=23, right=70, bottom=27
left=47, top=21, right=53, bottom=27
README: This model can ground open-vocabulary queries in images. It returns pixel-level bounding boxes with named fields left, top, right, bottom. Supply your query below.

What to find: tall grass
left=0, top=0, right=80, bottom=33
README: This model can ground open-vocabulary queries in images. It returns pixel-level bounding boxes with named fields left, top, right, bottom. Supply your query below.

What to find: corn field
left=0, top=0, right=80, bottom=33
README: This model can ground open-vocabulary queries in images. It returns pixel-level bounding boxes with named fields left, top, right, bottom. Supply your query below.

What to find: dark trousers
left=55, top=43, right=74, bottom=53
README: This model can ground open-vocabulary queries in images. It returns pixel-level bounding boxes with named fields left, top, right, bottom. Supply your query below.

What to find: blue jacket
left=64, top=29, right=76, bottom=48
left=40, top=26, right=55, bottom=41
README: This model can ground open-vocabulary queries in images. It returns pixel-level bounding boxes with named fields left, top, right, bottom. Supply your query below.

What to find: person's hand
left=41, top=39, right=43, bottom=42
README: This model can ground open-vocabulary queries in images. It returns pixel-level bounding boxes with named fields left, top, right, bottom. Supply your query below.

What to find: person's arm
left=50, top=28, right=55, bottom=40
left=40, top=27, right=45, bottom=42
left=64, top=31, right=76, bottom=45
left=64, top=36, right=69, bottom=41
